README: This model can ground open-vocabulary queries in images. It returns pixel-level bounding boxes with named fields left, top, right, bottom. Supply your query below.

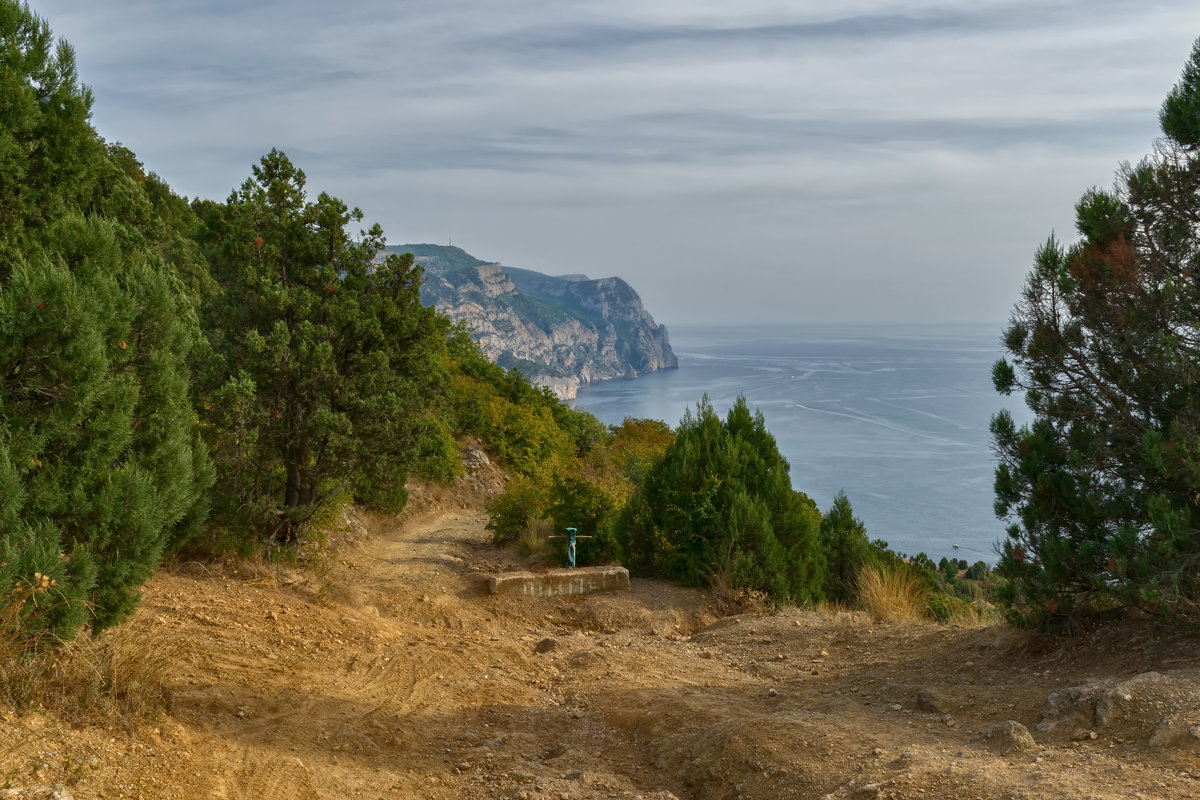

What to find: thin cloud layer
left=29, top=0, right=1200, bottom=323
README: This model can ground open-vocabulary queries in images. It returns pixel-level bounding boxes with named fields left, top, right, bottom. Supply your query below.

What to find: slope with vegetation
left=0, top=0, right=583, bottom=652
left=4, top=493, right=1200, bottom=799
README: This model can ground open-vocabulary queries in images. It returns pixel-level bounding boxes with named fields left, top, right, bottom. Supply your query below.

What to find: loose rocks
left=0, top=788, right=75, bottom=800
left=1037, top=670, right=1200, bottom=748
left=975, top=720, right=1038, bottom=754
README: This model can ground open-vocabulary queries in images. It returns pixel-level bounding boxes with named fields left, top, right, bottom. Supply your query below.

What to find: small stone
left=889, top=703, right=903, bottom=711
left=767, top=688, right=779, bottom=697
left=535, top=637, right=557, bottom=654
left=976, top=720, right=1038, bottom=754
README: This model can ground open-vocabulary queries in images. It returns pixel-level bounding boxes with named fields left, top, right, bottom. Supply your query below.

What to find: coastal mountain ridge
left=388, top=244, right=677, bottom=399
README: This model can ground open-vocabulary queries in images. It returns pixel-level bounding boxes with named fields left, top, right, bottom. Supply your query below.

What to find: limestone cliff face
left=389, top=244, right=677, bottom=399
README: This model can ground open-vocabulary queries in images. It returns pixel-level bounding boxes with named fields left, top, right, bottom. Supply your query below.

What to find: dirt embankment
left=4, top=483, right=1200, bottom=799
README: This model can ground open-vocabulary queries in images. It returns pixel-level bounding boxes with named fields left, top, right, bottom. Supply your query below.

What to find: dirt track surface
left=4, top=504, right=1200, bottom=799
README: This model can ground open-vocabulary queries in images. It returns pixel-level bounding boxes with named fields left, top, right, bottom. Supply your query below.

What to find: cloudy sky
left=30, top=0, right=1200, bottom=325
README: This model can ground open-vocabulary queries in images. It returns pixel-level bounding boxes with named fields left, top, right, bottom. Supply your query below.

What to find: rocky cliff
left=388, top=244, right=676, bottom=399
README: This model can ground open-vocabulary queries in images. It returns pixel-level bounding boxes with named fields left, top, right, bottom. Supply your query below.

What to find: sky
left=28, top=0, right=1200, bottom=326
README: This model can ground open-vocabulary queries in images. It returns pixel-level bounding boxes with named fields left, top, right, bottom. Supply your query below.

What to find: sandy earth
left=4, top=488, right=1200, bottom=799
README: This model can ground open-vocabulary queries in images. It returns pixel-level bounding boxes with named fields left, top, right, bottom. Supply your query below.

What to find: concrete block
left=489, top=566, right=630, bottom=597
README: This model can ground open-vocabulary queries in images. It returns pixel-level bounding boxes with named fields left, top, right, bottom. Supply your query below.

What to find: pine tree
left=0, top=1, right=98, bottom=253
left=197, top=150, right=457, bottom=540
left=993, top=37, right=1200, bottom=625
left=820, top=491, right=872, bottom=605
left=0, top=1, right=211, bottom=638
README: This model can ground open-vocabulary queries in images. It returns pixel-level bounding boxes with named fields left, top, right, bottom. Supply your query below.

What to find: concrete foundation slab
left=489, top=566, right=630, bottom=597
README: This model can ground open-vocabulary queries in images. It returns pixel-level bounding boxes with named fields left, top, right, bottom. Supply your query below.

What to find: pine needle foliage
left=993, top=37, right=1200, bottom=626
left=0, top=1, right=211, bottom=640
left=195, top=150, right=458, bottom=544
left=820, top=491, right=873, bottom=605
left=619, top=396, right=825, bottom=603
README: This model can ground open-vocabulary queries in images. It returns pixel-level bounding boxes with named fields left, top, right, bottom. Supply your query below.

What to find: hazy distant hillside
left=387, top=244, right=676, bottom=399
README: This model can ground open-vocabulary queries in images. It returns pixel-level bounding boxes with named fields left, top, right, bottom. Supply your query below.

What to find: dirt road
left=3, top=503, right=1200, bottom=799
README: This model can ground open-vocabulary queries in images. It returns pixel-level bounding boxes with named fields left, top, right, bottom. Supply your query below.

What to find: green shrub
left=486, top=473, right=554, bottom=547
left=619, top=397, right=824, bottom=603
left=927, top=590, right=980, bottom=624
left=821, top=492, right=873, bottom=605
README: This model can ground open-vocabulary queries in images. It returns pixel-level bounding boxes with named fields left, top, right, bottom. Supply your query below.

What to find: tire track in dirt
left=210, top=512, right=489, bottom=799
left=354, top=648, right=419, bottom=721
left=12, top=497, right=1200, bottom=800
left=230, top=748, right=320, bottom=800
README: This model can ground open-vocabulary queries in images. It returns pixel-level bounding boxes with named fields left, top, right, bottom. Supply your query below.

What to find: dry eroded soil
left=4, top=505, right=1200, bottom=800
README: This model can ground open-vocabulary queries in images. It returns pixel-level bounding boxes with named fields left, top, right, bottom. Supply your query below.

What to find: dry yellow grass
left=517, top=519, right=553, bottom=558
left=857, top=563, right=931, bottom=623
left=2, top=625, right=174, bottom=722
left=2, top=583, right=173, bottom=722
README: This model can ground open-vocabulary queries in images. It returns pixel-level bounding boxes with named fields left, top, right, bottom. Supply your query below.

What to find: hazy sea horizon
left=572, top=322, right=1029, bottom=564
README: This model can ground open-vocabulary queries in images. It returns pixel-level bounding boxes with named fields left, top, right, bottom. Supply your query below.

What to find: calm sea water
left=573, top=323, right=1029, bottom=564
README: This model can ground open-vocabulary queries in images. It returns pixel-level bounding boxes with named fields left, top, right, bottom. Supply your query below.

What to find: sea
left=572, top=323, right=1030, bottom=565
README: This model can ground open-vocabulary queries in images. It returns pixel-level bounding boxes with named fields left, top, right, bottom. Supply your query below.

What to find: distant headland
left=388, top=244, right=677, bottom=399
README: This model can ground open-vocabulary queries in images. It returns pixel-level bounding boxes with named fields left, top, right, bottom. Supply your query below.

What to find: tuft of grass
left=1, top=589, right=174, bottom=723
left=927, top=591, right=996, bottom=625
left=857, top=563, right=931, bottom=623
left=517, top=519, right=553, bottom=559
left=707, top=569, right=772, bottom=617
